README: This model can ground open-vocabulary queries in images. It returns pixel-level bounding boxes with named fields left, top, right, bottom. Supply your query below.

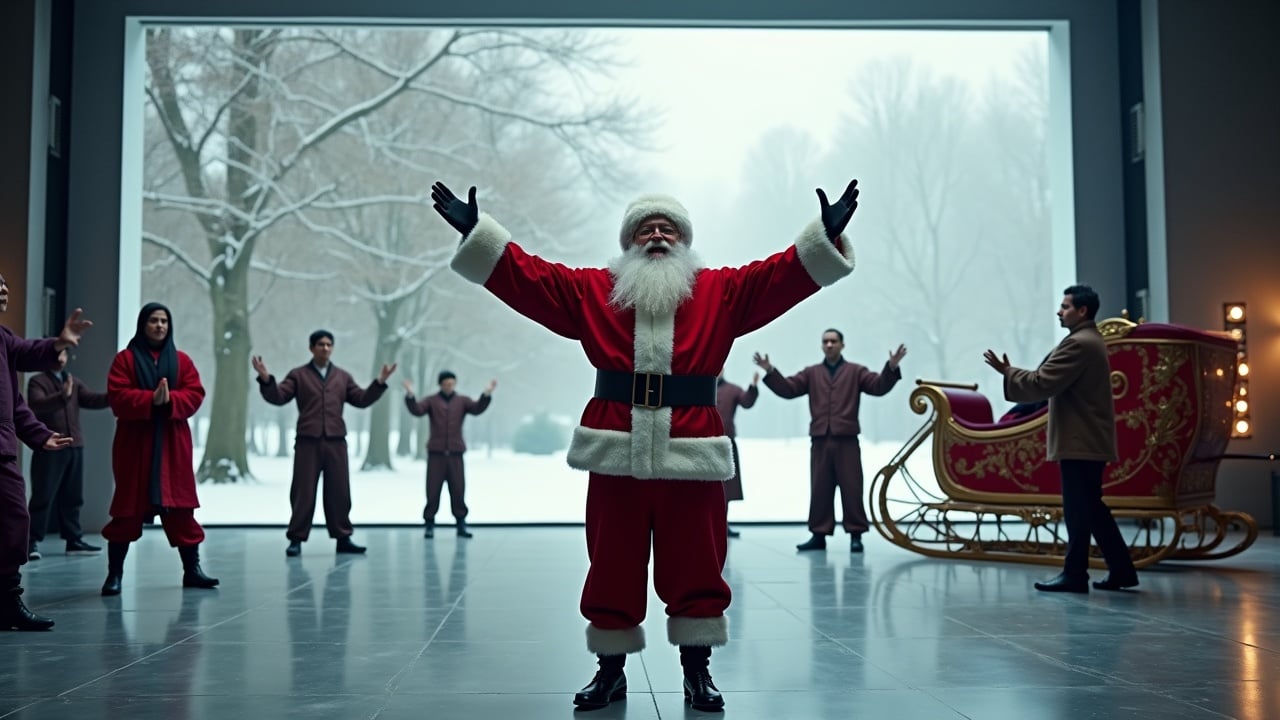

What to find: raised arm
left=257, top=364, right=298, bottom=406
left=739, top=379, right=759, bottom=409
left=2, top=329, right=59, bottom=373
left=434, top=181, right=590, bottom=340
left=1002, top=339, right=1087, bottom=404
left=344, top=373, right=388, bottom=409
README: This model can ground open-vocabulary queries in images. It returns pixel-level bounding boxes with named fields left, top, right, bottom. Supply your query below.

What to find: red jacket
left=450, top=212, right=856, bottom=480
left=107, top=348, right=205, bottom=513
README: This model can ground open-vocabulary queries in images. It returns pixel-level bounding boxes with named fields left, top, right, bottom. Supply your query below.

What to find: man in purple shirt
left=755, top=328, right=906, bottom=553
left=0, top=272, right=93, bottom=630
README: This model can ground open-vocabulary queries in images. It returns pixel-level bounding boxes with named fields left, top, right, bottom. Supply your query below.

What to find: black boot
left=0, top=574, right=54, bottom=631
left=796, top=533, right=827, bottom=551
left=179, top=545, right=220, bottom=589
left=573, top=654, right=626, bottom=709
left=456, top=521, right=473, bottom=539
left=336, top=536, right=367, bottom=554
left=680, top=645, right=724, bottom=712
left=423, top=520, right=434, bottom=539
left=101, top=541, right=129, bottom=596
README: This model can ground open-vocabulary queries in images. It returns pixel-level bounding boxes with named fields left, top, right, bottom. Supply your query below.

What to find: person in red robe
left=100, top=303, right=218, bottom=596
left=0, top=271, right=91, bottom=631
left=431, top=178, right=862, bottom=712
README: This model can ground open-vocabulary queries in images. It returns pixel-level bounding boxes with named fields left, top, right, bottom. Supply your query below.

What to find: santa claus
left=431, top=180, right=860, bottom=712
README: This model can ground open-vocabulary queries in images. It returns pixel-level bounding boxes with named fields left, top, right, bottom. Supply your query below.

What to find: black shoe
left=66, top=538, right=102, bottom=554
left=796, top=534, right=826, bottom=551
left=0, top=578, right=54, bottom=632
left=1092, top=573, right=1140, bottom=591
left=423, top=522, right=434, bottom=539
left=456, top=523, right=473, bottom=539
left=101, top=542, right=129, bottom=596
left=849, top=535, right=864, bottom=553
left=27, top=542, right=41, bottom=561
left=285, top=541, right=302, bottom=557
left=1034, top=572, right=1088, bottom=594
left=336, top=537, right=367, bottom=554
left=726, top=525, right=740, bottom=538
left=179, top=545, right=220, bottom=589
left=573, top=668, right=626, bottom=709
left=683, top=667, right=725, bottom=712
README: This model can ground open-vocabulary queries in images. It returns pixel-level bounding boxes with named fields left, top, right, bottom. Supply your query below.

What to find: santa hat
left=618, top=194, right=693, bottom=251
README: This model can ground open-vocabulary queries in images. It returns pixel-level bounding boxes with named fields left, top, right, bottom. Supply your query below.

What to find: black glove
left=431, top=182, right=479, bottom=237
left=816, top=179, right=859, bottom=240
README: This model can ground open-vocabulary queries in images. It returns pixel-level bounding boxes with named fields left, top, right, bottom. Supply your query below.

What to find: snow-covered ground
left=194, top=435, right=939, bottom=525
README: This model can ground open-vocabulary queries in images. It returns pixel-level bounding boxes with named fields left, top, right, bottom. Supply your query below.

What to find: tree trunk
left=197, top=261, right=253, bottom=483
left=414, top=344, right=429, bottom=460
left=276, top=404, right=291, bottom=458
left=362, top=302, right=406, bottom=470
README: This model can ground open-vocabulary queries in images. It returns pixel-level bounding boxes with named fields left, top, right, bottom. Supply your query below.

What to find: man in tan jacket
left=984, top=284, right=1138, bottom=593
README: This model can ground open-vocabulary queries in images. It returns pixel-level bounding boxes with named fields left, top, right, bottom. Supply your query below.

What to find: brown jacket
left=1003, top=321, right=1117, bottom=462
left=26, top=371, right=109, bottom=447
left=715, top=380, right=757, bottom=438
left=764, top=359, right=901, bottom=437
left=258, top=363, right=387, bottom=439
left=405, top=391, right=491, bottom=454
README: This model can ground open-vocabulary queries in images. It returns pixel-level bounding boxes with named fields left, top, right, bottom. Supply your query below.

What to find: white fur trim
left=450, top=213, right=510, bottom=285
left=667, top=616, right=729, bottom=647
left=619, top=194, right=693, bottom=250
left=567, top=425, right=735, bottom=480
left=633, top=308, right=675, bottom=374
left=586, top=624, right=646, bottom=654
left=794, top=218, right=855, bottom=287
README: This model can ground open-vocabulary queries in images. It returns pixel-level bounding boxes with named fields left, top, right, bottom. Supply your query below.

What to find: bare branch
left=142, top=232, right=212, bottom=286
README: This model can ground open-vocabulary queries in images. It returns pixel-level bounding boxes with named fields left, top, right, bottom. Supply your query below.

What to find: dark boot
left=0, top=574, right=54, bottom=631
left=101, top=541, right=129, bottom=596
left=423, top=520, right=434, bottom=538
left=179, top=545, right=220, bottom=589
left=680, top=645, right=724, bottom=712
left=285, top=540, right=302, bottom=557
left=849, top=534, right=864, bottom=553
left=573, top=654, right=626, bottom=709
left=796, top=533, right=827, bottom=551
left=336, top=537, right=367, bottom=554
left=456, top=521, right=473, bottom=539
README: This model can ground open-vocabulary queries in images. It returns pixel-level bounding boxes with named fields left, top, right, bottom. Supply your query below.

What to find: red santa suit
left=451, top=196, right=856, bottom=654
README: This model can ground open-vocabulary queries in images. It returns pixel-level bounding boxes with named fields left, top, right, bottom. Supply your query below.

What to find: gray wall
left=1145, top=0, right=1280, bottom=526
left=62, top=0, right=1128, bottom=530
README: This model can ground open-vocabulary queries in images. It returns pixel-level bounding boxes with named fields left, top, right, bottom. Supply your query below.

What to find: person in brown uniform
left=755, top=329, right=906, bottom=553
left=403, top=371, right=495, bottom=538
left=252, top=330, right=395, bottom=557
left=26, top=348, right=109, bottom=560
left=716, top=370, right=758, bottom=538
left=984, top=284, right=1138, bottom=593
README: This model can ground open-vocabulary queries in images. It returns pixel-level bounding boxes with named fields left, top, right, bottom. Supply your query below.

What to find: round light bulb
left=1216, top=368, right=1225, bottom=377
left=1239, top=362, right=1250, bottom=377
left=1228, top=305, right=1245, bottom=322
left=1240, top=386, right=1248, bottom=397
left=1237, top=400, right=1249, bottom=413
left=1235, top=419, right=1250, bottom=434
left=1230, top=328, right=1243, bottom=340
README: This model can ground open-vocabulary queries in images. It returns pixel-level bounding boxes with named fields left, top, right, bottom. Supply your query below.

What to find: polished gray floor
left=3, top=525, right=1279, bottom=719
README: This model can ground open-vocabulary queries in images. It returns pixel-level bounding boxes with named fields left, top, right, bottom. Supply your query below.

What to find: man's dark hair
left=438, top=370, right=457, bottom=385
left=822, top=328, right=845, bottom=343
left=1063, top=285, right=1100, bottom=320
left=309, top=329, right=335, bottom=347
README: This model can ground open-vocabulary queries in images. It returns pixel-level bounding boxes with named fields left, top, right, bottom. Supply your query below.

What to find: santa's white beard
left=608, top=241, right=704, bottom=316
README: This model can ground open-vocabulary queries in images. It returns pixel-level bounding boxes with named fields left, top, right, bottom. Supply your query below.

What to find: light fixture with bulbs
left=1223, top=302, right=1251, bottom=438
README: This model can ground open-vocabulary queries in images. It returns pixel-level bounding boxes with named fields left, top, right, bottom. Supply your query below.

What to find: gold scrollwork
left=1110, top=370, right=1128, bottom=400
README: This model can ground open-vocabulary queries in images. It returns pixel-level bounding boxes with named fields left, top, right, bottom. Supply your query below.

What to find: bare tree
left=142, top=26, right=647, bottom=482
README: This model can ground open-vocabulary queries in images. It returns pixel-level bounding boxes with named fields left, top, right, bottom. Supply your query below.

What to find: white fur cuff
left=450, top=212, right=511, bottom=285
left=667, top=615, right=729, bottom=647
left=794, top=218, right=856, bottom=287
left=586, top=624, right=646, bottom=654
left=566, top=425, right=735, bottom=480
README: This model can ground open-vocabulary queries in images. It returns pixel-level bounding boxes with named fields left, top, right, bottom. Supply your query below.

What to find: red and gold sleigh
left=868, top=317, right=1256, bottom=569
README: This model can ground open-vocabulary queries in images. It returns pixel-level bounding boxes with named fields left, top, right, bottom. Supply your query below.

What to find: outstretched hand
left=251, top=355, right=269, bottom=381
left=888, top=344, right=908, bottom=369
left=752, top=352, right=773, bottom=373
left=983, top=349, right=1011, bottom=375
left=402, top=378, right=415, bottom=395
left=43, top=433, right=73, bottom=451
left=431, top=182, right=479, bottom=237
left=485, top=379, right=498, bottom=395
left=56, top=308, right=93, bottom=351
left=378, top=363, right=398, bottom=383
left=816, top=179, right=860, bottom=240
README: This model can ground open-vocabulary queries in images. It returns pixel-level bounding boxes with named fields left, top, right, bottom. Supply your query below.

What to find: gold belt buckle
left=632, top=372, right=664, bottom=409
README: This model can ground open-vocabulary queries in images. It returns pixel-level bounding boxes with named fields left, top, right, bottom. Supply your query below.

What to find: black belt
left=594, top=369, right=718, bottom=408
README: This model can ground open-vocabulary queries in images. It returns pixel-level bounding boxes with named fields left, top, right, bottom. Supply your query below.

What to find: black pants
left=27, top=447, right=85, bottom=543
left=1060, top=459, right=1136, bottom=578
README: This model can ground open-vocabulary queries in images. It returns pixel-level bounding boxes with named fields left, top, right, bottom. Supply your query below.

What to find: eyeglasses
left=635, top=222, right=679, bottom=240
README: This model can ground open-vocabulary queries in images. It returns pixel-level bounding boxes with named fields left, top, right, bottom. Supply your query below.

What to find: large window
left=139, top=26, right=1060, bottom=523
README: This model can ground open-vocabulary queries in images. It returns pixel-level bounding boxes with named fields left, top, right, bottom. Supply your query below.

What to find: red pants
left=103, top=509, right=204, bottom=547
left=581, top=473, right=730, bottom=654
left=809, top=436, right=869, bottom=535
left=288, top=438, right=354, bottom=541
